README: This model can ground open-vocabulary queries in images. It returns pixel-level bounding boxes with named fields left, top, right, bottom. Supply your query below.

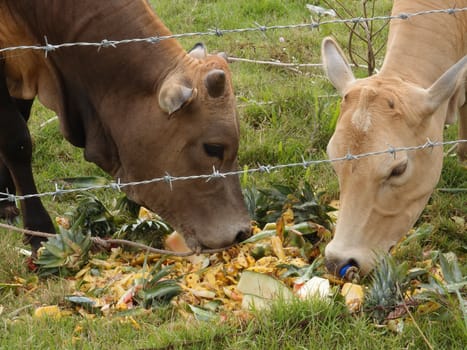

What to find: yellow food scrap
left=138, top=206, right=157, bottom=220
left=188, top=288, right=216, bottom=299
left=416, top=301, right=441, bottom=315
left=223, top=286, right=242, bottom=301
left=270, top=236, right=286, bottom=260
left=282, top=207, right=294, bottom=225
left=341, top=283, right=364, bottom=313
left=128, top=316, right=142, bottom=330
left=33, top=305, right=62, bottom=319
left=55, top=216, right=70, bottom=229
left=387, top=319, right=404, bottom=333
left=235, top=251, right=250, bottom=269
left=115, top=302, right=129, bottom=311
left=185, top=273, right=201, bottom=288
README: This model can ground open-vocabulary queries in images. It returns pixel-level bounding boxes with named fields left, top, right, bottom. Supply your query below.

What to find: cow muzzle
left=187, top=224, right=252, bottom=252
left=324, top=240, right=378, bottom=279
left=325, top=256, right=361, bottom=280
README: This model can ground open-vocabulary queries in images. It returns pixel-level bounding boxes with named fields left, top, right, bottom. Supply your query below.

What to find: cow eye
left=203, top=143, right=224, bottom=160
left=389, top=161, right=407, bottom=178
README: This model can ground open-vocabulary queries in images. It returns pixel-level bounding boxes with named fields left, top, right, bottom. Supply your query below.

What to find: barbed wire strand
left=0, top=139, right=465, bottom=203
left=2, top=140, right=465, bottom=257
left=228, top=56, right=368, bottom=70
left=0, top=8, right=466, bottom=54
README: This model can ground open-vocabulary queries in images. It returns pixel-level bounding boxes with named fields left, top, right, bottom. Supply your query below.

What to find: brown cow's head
left=321, top=37, right=467, bottom=276
left=109, top=43, right=251, bottom=252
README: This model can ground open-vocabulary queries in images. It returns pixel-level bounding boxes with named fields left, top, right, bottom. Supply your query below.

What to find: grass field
left=1, top=1, right=466, bottom=349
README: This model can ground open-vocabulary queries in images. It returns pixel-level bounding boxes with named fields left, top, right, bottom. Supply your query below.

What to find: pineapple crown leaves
left=35, top=228, right=92, bottom=276
left=138, top=279, right=182, bottom=309
left=363, top=254, right=410, bottom=323
left=118, top=218, right=171, bottom=235
left=416, top=252, right=467, bottom=328
left=114, top=195, right=141, bottom=217
left=243, top=181, right=334, bottom=229
left=437, top=253, right=466, bottom=290
left=188, top=304, right=219, bottom=322
left=67, top=193, right=116, bottom=237
left=399, top=223, right=434, bottom=247
left=65, top=192, right=172, bottom=247
left=135, top=258, right=182, bottom=308
left=418, top=252, right=466, bottom=296
left=115, top=218, right=172, bottom=249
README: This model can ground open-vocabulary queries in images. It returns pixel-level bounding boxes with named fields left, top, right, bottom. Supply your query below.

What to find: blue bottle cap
left=339, top=264, right=352, bottom=278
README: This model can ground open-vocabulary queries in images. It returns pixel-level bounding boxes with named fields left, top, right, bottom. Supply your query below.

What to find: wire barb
left=43, top=36, right=56, bottom=58
left=52, top=183, right=64, bottom=200
left=146, top=36, right=161, bottom=44
left=398, top=13, right=410, bottom=20
left=98, top=39, right=117, bottom=50
left=110, top=178, right=122, bottom=192
left=207, top=166, right=226, bottom=182
left=163, top=173, right=174, bottom=191
left=209, top=28, right=224, bottom=37
left=387, top=145, right=397, bottom=159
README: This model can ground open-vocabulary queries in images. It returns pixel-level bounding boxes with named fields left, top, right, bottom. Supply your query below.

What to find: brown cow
left=0, top=0, right=251, bottom=254
left=321, top=0, right=467, bottom=276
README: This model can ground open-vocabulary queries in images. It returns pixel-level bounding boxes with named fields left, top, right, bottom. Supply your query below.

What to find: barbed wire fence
left=0, top=7, right=466, bottom=248
left=1, top=139, right=465, bottom=204
left=1, top=7, right=466, bottom=55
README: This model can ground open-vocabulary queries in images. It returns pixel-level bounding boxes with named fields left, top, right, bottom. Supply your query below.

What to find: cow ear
left=205, top=69, right=226, bottom=98
left=321, top=37, right=355, bottom=96
left=159, top=78, right=197, bottom=115
left=425, top=55, right=467, bottom=120
left=189, top=43, right=207, bottom=59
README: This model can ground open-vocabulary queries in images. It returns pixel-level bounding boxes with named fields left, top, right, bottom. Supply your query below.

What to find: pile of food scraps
left=11, top=206, right=464, bottom=332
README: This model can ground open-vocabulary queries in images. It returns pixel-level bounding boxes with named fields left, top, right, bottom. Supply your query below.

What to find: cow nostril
left=235, top=229, right=251, bottom=243
left=325, top=259, right=339, bottom=275
left=348, top=258, right=359, bottom=268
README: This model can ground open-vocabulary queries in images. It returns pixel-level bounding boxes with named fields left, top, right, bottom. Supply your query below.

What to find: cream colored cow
left=321, top=0, right=467, bottom=276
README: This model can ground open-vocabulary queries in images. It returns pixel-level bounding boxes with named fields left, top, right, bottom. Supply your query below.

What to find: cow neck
left=379, top=1, right=466, bottom=88
left=8, top=1, right=186, bottom=90
left=10, top=1, right=190, bottom=176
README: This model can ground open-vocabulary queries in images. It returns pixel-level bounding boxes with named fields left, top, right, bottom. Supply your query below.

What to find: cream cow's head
left=321, top=37, right=467, bottom=276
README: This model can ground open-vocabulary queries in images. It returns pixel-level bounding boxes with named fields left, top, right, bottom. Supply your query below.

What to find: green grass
left=1, top=0, right=466, bottom=349
left=1, top=296, right=465, bottom=349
